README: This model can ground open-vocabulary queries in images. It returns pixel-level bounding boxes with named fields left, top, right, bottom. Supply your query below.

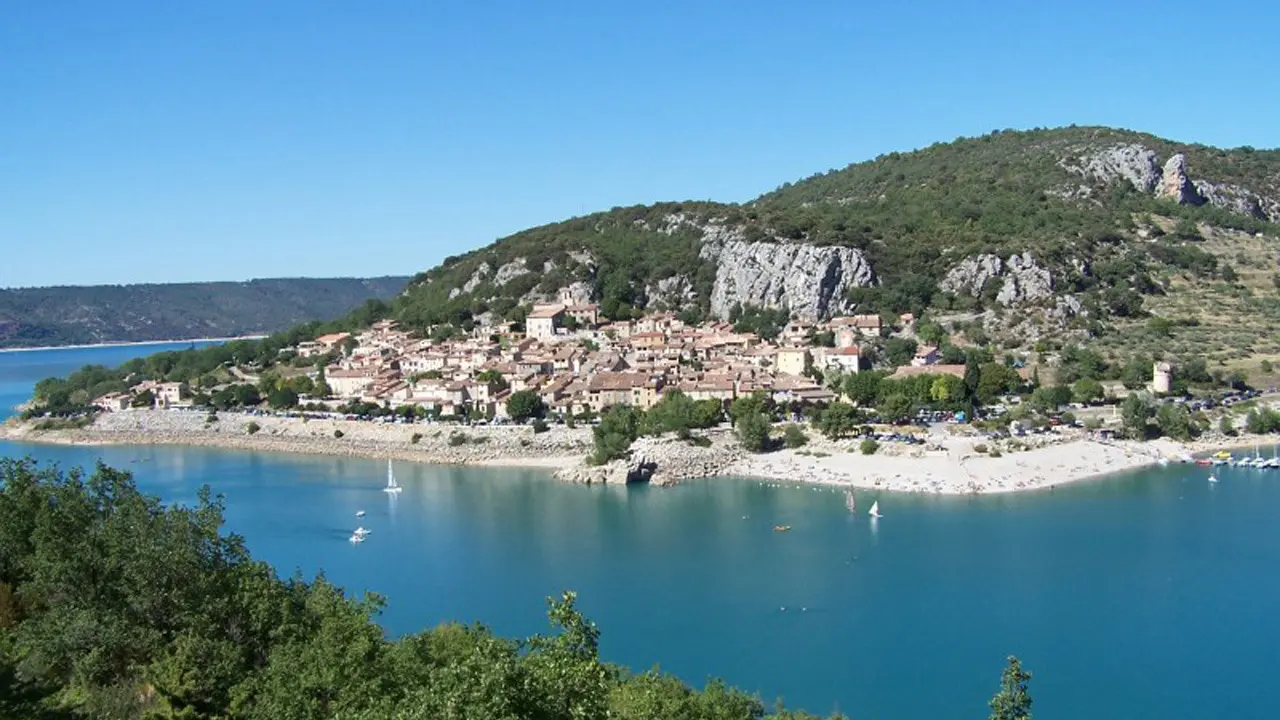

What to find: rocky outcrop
left=493, top=259, right=530, bottom=286
left=700, top=239, right=875, bottom=320
left=939, top=254, right=1004, bottom=296
left=1196, top=180, right=1280, bottom=222
left=645, top=275, right=696, bottom=310
left=553, top=433, right=745, bottom=486
left=557, top=280, right=596, bottom=305
left=995, top=252, right=1053, bottom=306
left=449, top=262, right=492, bottom=299
left=941, top=253, right=1053, bottom=306
left=1069, top=144, right=1162, bottom=192
left=554, top=459, right=650, bottom=485
left=1156, top=154, right=1206, bottom=206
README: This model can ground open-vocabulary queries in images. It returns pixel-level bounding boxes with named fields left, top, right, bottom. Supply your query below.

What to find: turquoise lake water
left=4, top=345, right=1280, bottom=718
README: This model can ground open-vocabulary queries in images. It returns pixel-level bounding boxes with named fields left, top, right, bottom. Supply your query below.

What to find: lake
left=4, top=344, right=1280, bottom=718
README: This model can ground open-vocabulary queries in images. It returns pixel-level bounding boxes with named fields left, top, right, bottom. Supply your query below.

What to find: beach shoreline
left=0, top=409, right=586, bottom=469
left=0, top=336, right=266, bottom=354
left=3, top=409, right=1266, bottom=493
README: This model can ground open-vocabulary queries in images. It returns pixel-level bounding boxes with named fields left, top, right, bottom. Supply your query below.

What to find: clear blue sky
left=3, top=1, right=1277, bottom=288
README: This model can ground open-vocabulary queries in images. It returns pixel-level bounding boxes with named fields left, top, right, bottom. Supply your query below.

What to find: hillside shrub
left=783, top=424, right=809, bottom=448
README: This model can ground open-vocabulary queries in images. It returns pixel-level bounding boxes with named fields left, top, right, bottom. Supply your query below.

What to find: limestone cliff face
left=1068, top=144, right=1162, bottom=193
left=700, top=237, right=876, bottom=320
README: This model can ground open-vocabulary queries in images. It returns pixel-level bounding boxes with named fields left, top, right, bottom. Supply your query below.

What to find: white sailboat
left=845, top=491, right=857, bottom=513
left=384, top=459, right=402, bottom=494
left=868, top=500, right=882, bottom=518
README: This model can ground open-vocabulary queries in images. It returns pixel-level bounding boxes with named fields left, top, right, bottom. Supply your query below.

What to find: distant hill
left=0, top=276, right=410, bottom=348
left=383, top=126, right=1280, bottom=360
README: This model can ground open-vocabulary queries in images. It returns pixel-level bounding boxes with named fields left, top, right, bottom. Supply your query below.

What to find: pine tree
left=989, top=655, right=1033, bottom=720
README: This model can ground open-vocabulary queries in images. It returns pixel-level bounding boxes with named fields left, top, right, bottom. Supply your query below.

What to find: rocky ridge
left=1068, top=145, right=1279, bottom=222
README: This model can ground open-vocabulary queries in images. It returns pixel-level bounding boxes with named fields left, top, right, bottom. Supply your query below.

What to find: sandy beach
left=3, top=408, right=1262, bottom=494
left=722, top=437, right=1176, bottom=494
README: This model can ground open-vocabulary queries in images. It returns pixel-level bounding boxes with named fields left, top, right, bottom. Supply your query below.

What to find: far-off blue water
left=4, top=345, right=1280, bottom=718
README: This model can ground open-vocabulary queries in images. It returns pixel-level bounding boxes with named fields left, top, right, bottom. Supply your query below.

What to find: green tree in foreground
left=783, top=424, right=809, bottom=448
left=1121, top=393, right=1156, bottom=439
left=736, top=410, right=771, bottom=452
left=1070, top=378, right=1105, bottom=405
left=1156, top=402, right=1194, bottom=441
left=506, top=390, right=546, bottom=422
left=818, top=402, right=860, bottom=439
left=988, top=655, right=1033, bottom=720
left=591, top=405, right=642, bottom=464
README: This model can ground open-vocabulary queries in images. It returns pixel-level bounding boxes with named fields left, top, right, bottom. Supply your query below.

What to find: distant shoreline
left=0, top=336, right=267, bottom=354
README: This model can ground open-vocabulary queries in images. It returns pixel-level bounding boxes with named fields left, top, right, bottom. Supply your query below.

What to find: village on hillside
left=93, top=292, right=965, bottom=421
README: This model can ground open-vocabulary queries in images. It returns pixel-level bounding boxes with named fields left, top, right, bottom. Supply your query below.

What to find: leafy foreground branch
left=0, top=459, right=1031, bottom=719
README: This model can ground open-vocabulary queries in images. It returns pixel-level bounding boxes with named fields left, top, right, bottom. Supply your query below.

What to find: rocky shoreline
left=4, top=409, right=1266, bottom=495
left=1, top=409, right=591, bottom=467
left=553, top=433, right=747, bottom=486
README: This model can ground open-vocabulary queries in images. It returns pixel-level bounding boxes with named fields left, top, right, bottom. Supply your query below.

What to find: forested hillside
left=379, top=126, right=1280, bottom=360
left=0, top=277, right=410, bottom=349
left=0, top=459, right=1031, bottom=719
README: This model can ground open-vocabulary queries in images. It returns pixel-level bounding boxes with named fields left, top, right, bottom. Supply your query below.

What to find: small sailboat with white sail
left=384, top=460, right=403, bottom=494
left=868, top=500, right=882, bottom=519
left=845, top=490, right=856, bottom=513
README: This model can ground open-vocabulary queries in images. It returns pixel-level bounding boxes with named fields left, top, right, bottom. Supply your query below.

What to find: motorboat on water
left=355, top=510, right=366, bottom=517
left=384, top=460, right=403, bottom=494
left=348, top=532, right=366, bottom=543
left=773, top=525, right=791, bottom=532
left=353, top=526, right=371, bottom=537
left=1208, top=475, right=1219, bottom=484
